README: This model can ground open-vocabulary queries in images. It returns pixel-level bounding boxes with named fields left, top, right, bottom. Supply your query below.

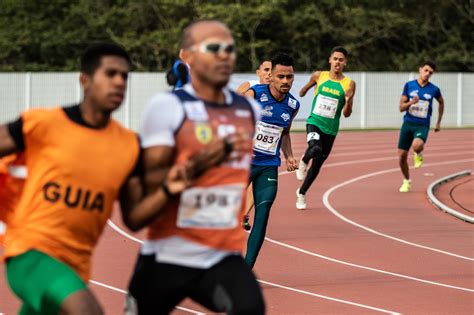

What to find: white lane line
left=103, top=157, right=474, bottom=313
left=327, top=145, right=474, bottom=158
left=322, top=159, right=474, bottom=261
left=108, top=217, right=473, bottom=296
left=258, top=280, right=400, bottom=314
left=290, top=140, right=474, bottom=152
left=106, top=221, right=406, bottom=310
left=90, top=280, right=205, bottom=315
left=262, top=236, right=474, bottom=292
left=279, top=151, right=473, bottom=170
left=107, top=220, right=143, bottom=244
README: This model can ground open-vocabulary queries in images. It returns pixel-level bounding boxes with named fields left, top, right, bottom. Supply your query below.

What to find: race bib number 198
left=177, top=184, right=244, bottom=229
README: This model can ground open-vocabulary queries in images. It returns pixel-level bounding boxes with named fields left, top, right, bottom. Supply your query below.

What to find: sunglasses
left=190, top=42, right=235, bottom=55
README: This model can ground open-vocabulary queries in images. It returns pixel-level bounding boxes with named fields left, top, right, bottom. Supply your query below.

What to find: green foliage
left=0, top=0, right=471, bottom=71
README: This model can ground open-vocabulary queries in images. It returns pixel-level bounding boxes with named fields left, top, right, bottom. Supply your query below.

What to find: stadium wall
left=1, top=72, right=472, bottom=131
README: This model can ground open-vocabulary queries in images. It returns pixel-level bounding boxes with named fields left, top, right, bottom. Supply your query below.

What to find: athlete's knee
left=305, top=140, right=322, bottom=160
left=412, top=142, right=424, bottom=153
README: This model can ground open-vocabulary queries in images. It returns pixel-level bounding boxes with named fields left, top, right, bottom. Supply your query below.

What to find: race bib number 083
left=253, top=121, right=283, bottom=155
left=177, top=184, right=244, bottom=229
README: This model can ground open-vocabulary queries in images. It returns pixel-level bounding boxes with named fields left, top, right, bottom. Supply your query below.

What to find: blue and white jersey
left=402, top=80, right=442, bottom=126
left=251, top=84, right=300, bottom=166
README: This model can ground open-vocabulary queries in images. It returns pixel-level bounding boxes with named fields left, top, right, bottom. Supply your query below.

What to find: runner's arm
left=0, top=119, right=23, bottom=157
left=120, top=138, right=244, bottom=231
left=236, top=81, right=251, bottom=95
left=434, top=96, right=445, bottom=132
left=299, top=71, right=320, bottom=97
left=244, top=89, right=256, bottom=99
left=399, top=94, right=419, bottom=112
left=281, top=109, right=299, bottom=171
left=119, top=145, right=175, bottom=231
left=343, top=81, right=356, bottom=118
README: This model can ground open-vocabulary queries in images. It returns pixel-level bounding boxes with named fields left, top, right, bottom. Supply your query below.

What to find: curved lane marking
left=321, top=159, right=474, bottom=261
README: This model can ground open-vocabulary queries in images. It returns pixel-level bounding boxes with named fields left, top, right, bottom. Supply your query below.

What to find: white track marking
left=90, top=280, right=205, bottom=314
left=280, top=151, right=473, bottom=169
left=108, top=214, right=473, bottom=295
left=327, top=144, right=474, bottom=157
left=258, top=280, right=400, bottom=314
left=321, top=159, right=474, bottom=261
left=106, top=221, right=411, bottom=310
left=107, top=220, right=143, bottom=244
left=103, top=220, right=408, bottom=314
left=262, top=236, right=474, bottom=292
left=290, top=140, right=474, bottom=152
left=103, top=157, right=474, bottom=313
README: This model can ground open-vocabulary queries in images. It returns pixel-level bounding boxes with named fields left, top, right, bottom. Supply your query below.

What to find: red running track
left=1, top=129, right=473, bottom=314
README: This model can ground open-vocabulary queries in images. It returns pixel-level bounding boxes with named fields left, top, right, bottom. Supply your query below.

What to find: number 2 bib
left=313, top=94, right=338, bottom=119
left=253, top=121, right=283, bottom=155
left=177, top=184, right=244, bottom=229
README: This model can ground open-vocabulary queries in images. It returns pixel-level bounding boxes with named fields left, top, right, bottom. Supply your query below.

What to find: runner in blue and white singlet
left=243, top=53, right=299, bottom=268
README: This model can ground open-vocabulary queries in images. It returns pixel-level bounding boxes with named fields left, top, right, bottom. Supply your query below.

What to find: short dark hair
left=330, top=46, right=348, bottom=58
left=80, top=43, right=131, bottom=75
left=421, top=60, right=436, bottom=71
left=256, top=59, right=271, bottom=70
left=270, top=53, right=294, bottom=70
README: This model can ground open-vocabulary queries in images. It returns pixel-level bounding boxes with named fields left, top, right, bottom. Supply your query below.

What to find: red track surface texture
left=1, top=129, right=473, bottom=314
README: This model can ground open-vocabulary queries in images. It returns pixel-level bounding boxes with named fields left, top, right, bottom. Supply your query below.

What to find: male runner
left=295, top=46, right=356, bottom=210
left=0, top=43, right=140, bottom=315
left=236, top=59, right=272, bottom=94
left=126, top=20, right=265, bottom=315
left=398, top=61, right=444, bottom=192
left=237, top=59, right=272, bottom=231
left=243, top=52, right=299, bottom=268
left=0, top=43, right=218, bottom=315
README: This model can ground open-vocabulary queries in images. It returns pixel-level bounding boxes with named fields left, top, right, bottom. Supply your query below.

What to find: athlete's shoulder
left=144, top=91, right=186, bottom=119
left=139, top=91, right=186, bottom=148
left=427, top=81, right=440, bottom=90
left=287, top=93, right=300, bottom=110
left=21, top=106, right=63, bottom=133
left=319, top=70, right=329, bottom=77
left=248, top=80, right=260, bottom=87
left=343, top=74, right=353, bottom=83
left=109, top=118, right=138, bottom=137
left=314, top=70, right=328, bottom=83
left=251, top=83, right=268, bottom=93
left=22, top=106, right=61, bottom=121
left=406, top=79, right=418, bottom=86
left=148, top=91, right=183, bottom=109
left=340, top=75, right=353, bottom=92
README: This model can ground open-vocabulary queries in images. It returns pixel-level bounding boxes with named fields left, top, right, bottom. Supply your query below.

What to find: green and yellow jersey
left=307, top=71, right=352, bottom=136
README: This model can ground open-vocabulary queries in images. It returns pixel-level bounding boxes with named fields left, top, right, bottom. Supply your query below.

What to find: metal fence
left=1, top=72, right=472, bottom=130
